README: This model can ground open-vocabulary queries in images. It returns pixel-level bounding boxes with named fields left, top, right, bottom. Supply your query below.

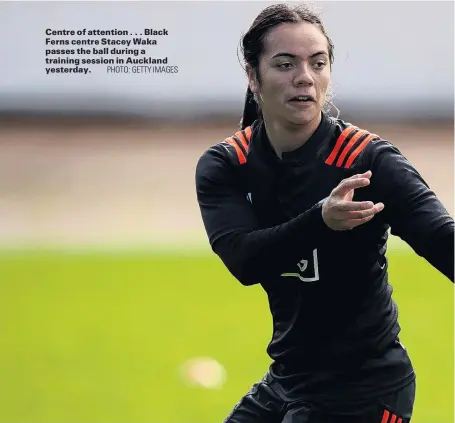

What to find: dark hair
left=239, top=3, right=335, bottom=129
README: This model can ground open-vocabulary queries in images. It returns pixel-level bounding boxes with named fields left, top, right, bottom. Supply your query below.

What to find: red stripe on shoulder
left=335, top=129, right=369, bottom=167
left=234, top=130, right=249, bottom=152
left=325, top=126, right=358, bottom=165
left=344, top=132, right=379, bottom=168
left=225, top=137, right=247, bottom=164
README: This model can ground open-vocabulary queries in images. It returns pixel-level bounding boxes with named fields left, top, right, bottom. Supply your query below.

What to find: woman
left=195, top=3, right=454, bottom=422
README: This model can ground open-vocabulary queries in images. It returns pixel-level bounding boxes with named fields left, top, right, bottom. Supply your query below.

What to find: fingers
left=322, top=171, right=384, bottom=231
left=337, top=201, right=375, bottom=212
left=333, top=202, right=384, bottom=219
left=331, top=172, right=372, bottom=198
left=349, top=170, right=372, bottom=180
left=322, top=199, right=385, bottom=231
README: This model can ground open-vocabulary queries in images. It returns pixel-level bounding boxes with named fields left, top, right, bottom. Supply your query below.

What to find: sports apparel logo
left=381, top=409, right=405, bottom=423
left=281, top=248, right=320, bottom=282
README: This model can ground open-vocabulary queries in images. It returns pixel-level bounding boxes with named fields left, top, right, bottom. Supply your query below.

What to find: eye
left=314, top=61, right=327, bottom=69
left=277, top=62, right=293, bottom=69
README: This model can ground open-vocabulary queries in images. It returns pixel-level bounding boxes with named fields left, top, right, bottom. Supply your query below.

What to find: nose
left=293, top=63, right=313, bottom=86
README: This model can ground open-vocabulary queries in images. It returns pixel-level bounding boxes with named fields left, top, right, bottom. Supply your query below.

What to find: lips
left=289, top=95, right=315, bottom=102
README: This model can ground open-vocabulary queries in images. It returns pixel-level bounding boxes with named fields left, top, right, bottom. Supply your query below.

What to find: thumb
left=333, top=172, right=372, bottom=198
left=350, top=170, right=372, bottom=180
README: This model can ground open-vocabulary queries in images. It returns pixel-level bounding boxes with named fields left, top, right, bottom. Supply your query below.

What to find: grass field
left=0, top=247, right=453, bottom=423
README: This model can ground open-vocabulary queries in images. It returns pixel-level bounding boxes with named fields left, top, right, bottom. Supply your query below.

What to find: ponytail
left=239, top=86, right=261, bottom=130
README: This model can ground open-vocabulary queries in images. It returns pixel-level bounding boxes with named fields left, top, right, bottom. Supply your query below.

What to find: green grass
left=0, top=248, right=452, bottom=422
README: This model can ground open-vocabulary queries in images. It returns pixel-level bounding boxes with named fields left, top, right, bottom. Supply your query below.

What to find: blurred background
left=0, top=1, right=453, bottom=422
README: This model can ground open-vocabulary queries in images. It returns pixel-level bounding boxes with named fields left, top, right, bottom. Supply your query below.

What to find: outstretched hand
left=322, top=171, right=384, bottom=231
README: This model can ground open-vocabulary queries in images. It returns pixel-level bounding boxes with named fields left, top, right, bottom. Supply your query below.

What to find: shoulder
left=195, top=123, right=255, bottom=188
left=322, top=116, right=400, bottom=171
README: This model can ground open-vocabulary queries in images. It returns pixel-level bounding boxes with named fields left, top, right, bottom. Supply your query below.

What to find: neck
left=263, top=112, right=322, bottom=158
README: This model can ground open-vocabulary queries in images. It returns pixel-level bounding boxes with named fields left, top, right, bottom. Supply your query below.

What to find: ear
left=246, top=65, right=259, bottom=95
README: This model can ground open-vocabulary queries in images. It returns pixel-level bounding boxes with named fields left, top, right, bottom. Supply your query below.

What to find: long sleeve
left=195, top=146, right=332, bottom=286
left=367, top=140, right=454, bottom=282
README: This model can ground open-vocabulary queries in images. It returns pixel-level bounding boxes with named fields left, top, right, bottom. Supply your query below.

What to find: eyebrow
left=271, top=51, right=328, bottom=59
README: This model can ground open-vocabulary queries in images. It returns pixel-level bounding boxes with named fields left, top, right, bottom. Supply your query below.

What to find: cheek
left=260, top=70, right=289, bottom=99
left=320, top=70, right=331, bottom=88
left=315, top=73, right=331, bottom=95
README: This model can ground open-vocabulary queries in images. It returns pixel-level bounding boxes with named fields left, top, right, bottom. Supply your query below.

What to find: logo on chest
left=281, top=248, right=320, bottom=283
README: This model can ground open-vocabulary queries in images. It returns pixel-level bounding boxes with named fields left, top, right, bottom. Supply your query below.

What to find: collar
left=251, top=112, right=334, bottom=166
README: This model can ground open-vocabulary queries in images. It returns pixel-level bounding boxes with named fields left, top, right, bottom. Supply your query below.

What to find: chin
left=281, top=101, right=322, bottom=126
left=287, top=110, right=319, bottom=126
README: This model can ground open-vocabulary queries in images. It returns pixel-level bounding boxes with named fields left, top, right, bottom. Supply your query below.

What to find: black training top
left=195, top=112, right=454, bottom=402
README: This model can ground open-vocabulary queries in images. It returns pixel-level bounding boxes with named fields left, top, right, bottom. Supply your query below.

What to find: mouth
left=288, top=95, right=315, bottom=103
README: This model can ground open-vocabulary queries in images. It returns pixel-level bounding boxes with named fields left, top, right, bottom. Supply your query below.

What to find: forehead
left=262, top=21, right=328, bottom=58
